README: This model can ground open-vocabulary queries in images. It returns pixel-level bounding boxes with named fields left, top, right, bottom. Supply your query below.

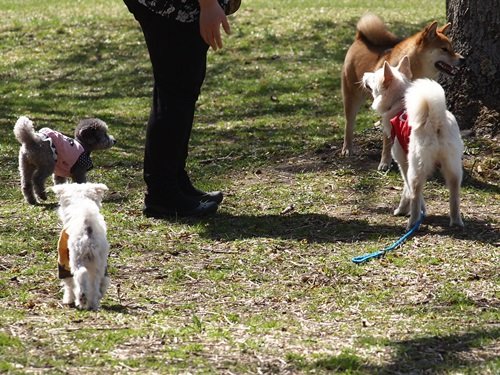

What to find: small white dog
left=51, top=183, right=110, bottom=310
left=362, top=55, right=464, bottom=230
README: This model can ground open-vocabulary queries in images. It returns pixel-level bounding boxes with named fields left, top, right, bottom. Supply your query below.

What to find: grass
left=0, top=0, right=499, bottom=373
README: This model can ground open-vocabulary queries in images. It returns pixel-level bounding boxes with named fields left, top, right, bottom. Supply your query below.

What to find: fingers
left=214, top=30, right=223, bottom=51
left=211, top=19, right=231, bottom=50
left=201, top=27, right=222, bottom=51
left=199, top=3, right=231, bottom=51
left=222, top=18, right=231, bottom=36
left=212, top=18, right=231, bottom=50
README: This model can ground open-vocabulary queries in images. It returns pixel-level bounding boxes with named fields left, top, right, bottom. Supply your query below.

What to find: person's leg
left=124, top=1, right=218, bottom=216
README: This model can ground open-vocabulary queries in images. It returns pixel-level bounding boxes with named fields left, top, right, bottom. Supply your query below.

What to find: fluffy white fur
left=363, top=56, right=464, bottom=230
left=51, top=183, right=110, bottom=310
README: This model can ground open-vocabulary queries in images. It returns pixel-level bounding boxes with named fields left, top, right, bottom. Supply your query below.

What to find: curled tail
left=405, top=79, right=448, bottom=130
left=356, top=13, right=400, bottom=47
left=13, top=116, right=42, bottom=146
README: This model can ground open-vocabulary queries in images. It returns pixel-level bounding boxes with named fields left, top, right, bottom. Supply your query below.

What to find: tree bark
left=442, top=0, right=499, bottom=136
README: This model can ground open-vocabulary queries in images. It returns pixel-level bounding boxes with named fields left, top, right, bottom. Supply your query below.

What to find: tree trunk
left=442, top=0, right=499, bottom=136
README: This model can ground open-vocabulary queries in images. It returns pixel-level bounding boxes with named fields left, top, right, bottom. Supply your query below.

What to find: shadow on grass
left=196, top=212, right=400, bottom=244
left=170, top=212, right=497, bottom=246
left=423, top=214, right=499, bottom=242
left=365, top=328, right=499, bottom=374
left=287, top=328, right=499, bottom=373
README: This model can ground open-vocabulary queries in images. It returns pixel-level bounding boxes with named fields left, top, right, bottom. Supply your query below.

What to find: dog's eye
left=441, top=47, right=449, bottom=52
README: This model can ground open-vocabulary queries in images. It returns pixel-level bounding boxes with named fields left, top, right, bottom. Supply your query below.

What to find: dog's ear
left=77, top=126, right=97, bottom=144
left=397, top=55, right=412, bottom=80
left=383, top=61, right=394, bottom=88
left=423, top=21, right=439, bottom=41
left=438, top=23, right=451, bottom=35
left=91, top=183, right=109, bottom=199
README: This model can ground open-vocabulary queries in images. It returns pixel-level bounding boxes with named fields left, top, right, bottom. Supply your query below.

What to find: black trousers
left=124, top=1, right=209, bottom=195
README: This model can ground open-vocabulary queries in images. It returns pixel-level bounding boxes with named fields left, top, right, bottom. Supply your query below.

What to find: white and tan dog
left=341, top=13, right=464, bottom=170
left=362, top=56, right=464, bottom=230
left=51, top=183, right=110, bottom=310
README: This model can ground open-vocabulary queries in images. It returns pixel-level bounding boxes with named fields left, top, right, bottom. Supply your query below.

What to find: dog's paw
left=89, top=302, right=100, bottom=311
left=341, top=146, right=353, bottom=157
left=25, top=197, right=38, bottom=205
left=406, top=221, right=418, bottom=231
left=406, top=216, right=423, bottom=231
left=62, top=293, right=75, bottom=305
left=394, top=207, right=409, bottom=216
left=23, top=192, right=38, bottom=205
left=377, top=160, right=392, bottom=171
left=450, top=218, right=464, bottom=228
left=75, top=293, right=88, bottom=310
left=37, top=192, right=48, bottom=201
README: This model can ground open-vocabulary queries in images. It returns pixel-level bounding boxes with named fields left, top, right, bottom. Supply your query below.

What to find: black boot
left=143, top=185, right=218, bottom=218
left=178, top=170, right=223, bottom=204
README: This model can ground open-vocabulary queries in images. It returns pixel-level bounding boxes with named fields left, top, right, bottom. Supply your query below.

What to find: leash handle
left=351, top=214, right=424, bottom=264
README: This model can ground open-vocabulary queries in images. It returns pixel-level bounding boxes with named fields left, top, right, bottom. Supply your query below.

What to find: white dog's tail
left=13, top=116, right=42, bottom=146
left=405, top=79, right=448, bottom=131
left=66, top=207, right=109, bottom=261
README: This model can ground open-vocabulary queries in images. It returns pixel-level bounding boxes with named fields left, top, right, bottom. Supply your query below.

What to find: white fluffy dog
left=362, top=56, right=464, bottom=230
left=51, top=183, right=110, bottom=310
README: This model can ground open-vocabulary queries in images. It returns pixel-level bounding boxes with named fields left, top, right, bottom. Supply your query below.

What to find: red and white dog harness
left=390, top=110, right=411, bottom=154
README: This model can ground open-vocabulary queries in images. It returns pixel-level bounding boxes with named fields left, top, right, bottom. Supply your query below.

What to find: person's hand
left=199, top=0, right=231, bottom=50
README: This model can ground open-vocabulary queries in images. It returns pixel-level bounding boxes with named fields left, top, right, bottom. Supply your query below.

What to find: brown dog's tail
left=356, top=13, right=400, bottom=48
left=13, top=116, right=42, bottom=146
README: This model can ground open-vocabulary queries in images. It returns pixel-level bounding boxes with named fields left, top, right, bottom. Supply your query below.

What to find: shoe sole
left=143, top=203, right=218, bottom=219
left=199, top=193, right=223, bottom=204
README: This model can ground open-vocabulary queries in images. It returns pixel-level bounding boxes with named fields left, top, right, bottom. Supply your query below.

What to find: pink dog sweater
left=39, top=128, right=91, bottom=177
left=390, top=110, right=411, bottom=154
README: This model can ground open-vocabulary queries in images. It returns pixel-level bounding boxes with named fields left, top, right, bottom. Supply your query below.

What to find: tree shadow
left=364, top=328, right=499, bottom=374
left=296, top=328, right=499, bottom=373
left=259, top=327, right=498, bottom=373
left=0, top=15, right=486, bottom=181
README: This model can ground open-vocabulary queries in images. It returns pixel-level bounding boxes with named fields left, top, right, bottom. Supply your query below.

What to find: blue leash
left=351, top=214, right=424, bottom=264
